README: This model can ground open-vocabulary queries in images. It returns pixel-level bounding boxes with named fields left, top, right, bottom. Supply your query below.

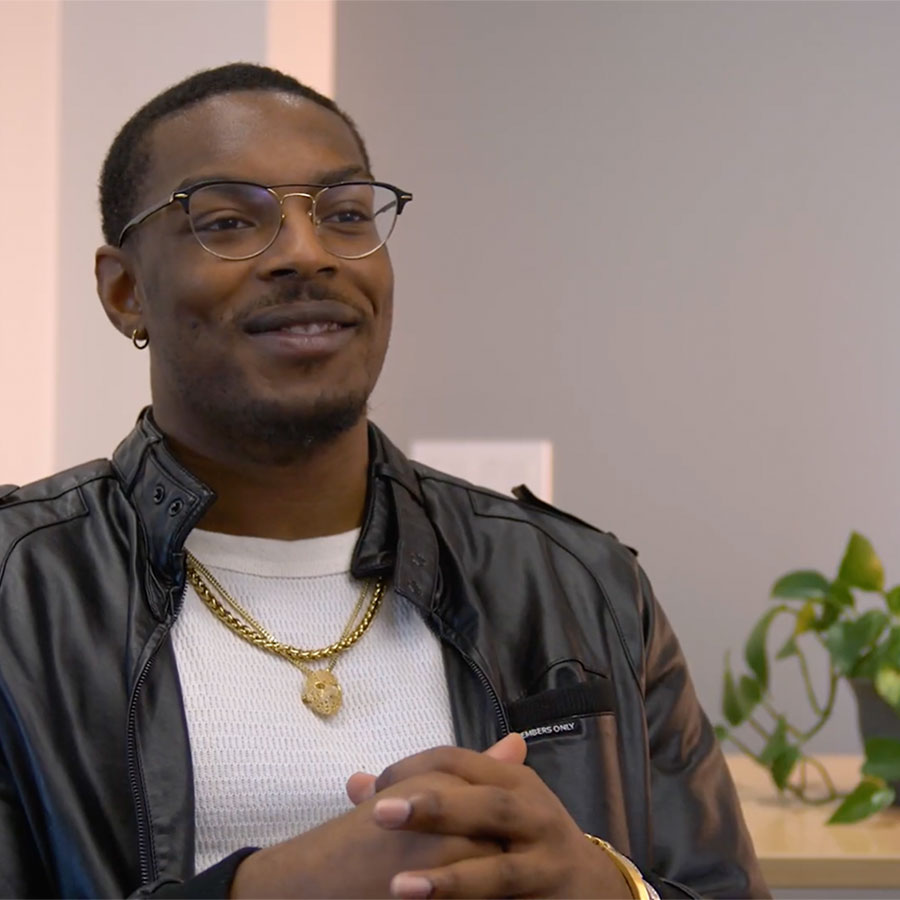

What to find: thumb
left=483, top=732, right=527, bottom=764
left=346, top=771, right=376, bottom=805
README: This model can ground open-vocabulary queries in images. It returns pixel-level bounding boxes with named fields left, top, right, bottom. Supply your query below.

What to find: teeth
left=282, top=322, right=342, bottom=335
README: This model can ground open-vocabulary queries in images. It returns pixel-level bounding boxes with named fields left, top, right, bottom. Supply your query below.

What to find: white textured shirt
left=171, top=527, right=455, bottom=872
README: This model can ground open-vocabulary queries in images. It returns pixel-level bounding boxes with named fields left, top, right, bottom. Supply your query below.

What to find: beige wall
left=0, top=0, right=60, bottom=486
left=268, top=0, right=334, bottom=96
left=0, top=0, right=334, bottom=478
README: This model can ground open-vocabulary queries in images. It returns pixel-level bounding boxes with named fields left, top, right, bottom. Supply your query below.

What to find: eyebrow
left=172, top=165, right=371, bottom=193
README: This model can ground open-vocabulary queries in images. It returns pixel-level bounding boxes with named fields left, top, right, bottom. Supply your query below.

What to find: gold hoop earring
left=131, top=328, right=149, bottom=350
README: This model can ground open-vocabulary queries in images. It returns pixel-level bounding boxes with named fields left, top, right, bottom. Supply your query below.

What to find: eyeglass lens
left=187, top=183, right=399, bottom=260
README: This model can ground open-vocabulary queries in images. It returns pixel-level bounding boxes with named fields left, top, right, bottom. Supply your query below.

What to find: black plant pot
left=849, top=677, right=900, bottom=805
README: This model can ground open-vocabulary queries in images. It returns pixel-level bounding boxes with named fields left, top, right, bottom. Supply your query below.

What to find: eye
left=193, top=212, right=257, bottom=233
left=318, top=205, right=373, bottom=227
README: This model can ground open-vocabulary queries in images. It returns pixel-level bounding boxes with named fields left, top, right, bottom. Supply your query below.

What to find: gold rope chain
left=184, top=551, right=387, bottom=663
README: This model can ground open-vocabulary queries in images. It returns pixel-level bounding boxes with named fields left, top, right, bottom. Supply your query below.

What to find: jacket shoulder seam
left=465, top=507, right=643, bottom=687
left=415, top=468, right=617, bottom=538
left=0, top=486, right=91, bottom=587
left=0, top=470, right=114, bottom=511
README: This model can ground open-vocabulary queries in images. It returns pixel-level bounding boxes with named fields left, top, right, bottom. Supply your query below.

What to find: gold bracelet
left=584, top=834, right=650, bottom=900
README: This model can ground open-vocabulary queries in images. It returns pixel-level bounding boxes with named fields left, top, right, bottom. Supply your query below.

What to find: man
left=0, top=63, right=766, bottom=899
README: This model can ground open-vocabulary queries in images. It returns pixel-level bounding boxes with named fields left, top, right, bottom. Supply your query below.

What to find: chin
left=205, top=389, right=369, bottom=465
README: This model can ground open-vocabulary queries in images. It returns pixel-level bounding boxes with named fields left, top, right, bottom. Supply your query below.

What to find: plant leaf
left=771, top=570, right=830, bottom=600
left=862, top=737, right=900, bottom=783
left=744, top=607, right=783, bottom=691
left=886, top=586, right=900, bottom=616
left=880, top=625, right=900, bottom=662
left=771, top=746, right=800, bottom=789
left=795, top=601, right=817, bottom=635
left=759, top=717, right=789, bottom=765
left=854, top=649, right=880, bottom=680
left=874, top=665, right=900, bottom=712
left=828, top=581, right=856, bottom=608
left=815, top=582, right=855, bottom=630
left=739, top=675, right=762, bottom=711
left=825, top=611, right=890, bottom=675
left=838, top=533, right=884, bottom=592
left=828, top=777, right=895, bottom=824
left=814, top=601, right=842, bottom=631
left=722, top=657, right=746, bottom=726
left=776, top=635, right=798, bottom=660
left=713, top=724, right=729, bottom=743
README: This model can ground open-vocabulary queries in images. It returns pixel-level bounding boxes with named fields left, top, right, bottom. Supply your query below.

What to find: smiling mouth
left=241, top=299, right=361, bottom=336
left=279, top=322, right=348, bottom=335
left=245, top=317, right=357, bottom=361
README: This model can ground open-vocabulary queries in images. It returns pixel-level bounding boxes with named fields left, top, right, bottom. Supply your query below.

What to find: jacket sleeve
left=639, top=570, right=770, bottom=900
left=0, top=748, right=52, bottom=899
left=132, top=849, right=258, bottom=899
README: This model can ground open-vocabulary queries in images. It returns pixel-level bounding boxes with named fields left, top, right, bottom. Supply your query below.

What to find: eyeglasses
left=116, top=180, right=413, bottom=260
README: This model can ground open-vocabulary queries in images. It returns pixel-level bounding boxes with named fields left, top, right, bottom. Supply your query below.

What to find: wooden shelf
left=725, top=755, right=900, bottom=888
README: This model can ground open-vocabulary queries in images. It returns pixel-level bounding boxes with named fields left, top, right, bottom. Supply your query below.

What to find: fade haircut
left=99, top=62, right=371, bottom=246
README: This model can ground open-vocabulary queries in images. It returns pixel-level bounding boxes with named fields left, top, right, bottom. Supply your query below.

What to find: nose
left=258, top=192, right=337, bottom=278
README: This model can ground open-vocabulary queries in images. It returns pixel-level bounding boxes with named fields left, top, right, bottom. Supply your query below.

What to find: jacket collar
left=111, top=408, right=426, bottom=595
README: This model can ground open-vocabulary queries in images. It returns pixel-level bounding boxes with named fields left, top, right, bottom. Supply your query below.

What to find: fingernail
left=391, top=873, right=433, bottom=898
left=373, top=797, right=412, bottom=827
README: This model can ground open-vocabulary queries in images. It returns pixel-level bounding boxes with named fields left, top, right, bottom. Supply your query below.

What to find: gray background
left=54, top=0, right=265, bottom=462
left=336, top=0, right=900, bottom=755
left=43, top=1, right=900, bottom=757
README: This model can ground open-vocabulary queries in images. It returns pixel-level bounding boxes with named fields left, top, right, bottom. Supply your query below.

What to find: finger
left=354, top=736, right=524, bottom=806
left=374, top=784, right=539, bottom=842
left=346, top=771, right=376, bottom=805
left=376, top=745, right=534, bottom=794
left=483, top=732, right=527, bottom=765
left=390, top=853, right=545, bottom=900
left=350, top=736, right=523, bottom=806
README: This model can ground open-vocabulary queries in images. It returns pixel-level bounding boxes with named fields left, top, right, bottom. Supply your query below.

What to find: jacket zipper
left=127, top=649, right=158, bottom=886
left=424, top=609, right=510, bottom=740
left=462, top=650, right=510, bottom=738
left=127, top=585, right=184, bottom=886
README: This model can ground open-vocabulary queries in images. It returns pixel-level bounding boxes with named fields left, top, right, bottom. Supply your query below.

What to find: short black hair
left=99, top=62, right=370, bottom=246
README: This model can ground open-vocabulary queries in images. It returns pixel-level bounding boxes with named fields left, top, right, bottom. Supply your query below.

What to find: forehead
left=140, top=90, right=367, bottom=203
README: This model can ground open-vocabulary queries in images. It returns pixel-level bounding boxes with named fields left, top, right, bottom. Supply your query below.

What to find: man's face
left=121, top=90, right=394, bottom=462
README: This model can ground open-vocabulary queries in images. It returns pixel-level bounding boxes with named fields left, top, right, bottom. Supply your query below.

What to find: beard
left=211, top=389, right=368, bottom=465
left=166, top=358, right=370, bottom=466
left=150, top=281, right=386, bottom=465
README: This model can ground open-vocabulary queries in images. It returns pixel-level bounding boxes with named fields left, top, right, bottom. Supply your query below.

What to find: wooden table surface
left=725, top=755, right=900, bottom=888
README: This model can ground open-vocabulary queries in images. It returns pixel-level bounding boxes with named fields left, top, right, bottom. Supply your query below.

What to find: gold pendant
left=301, top=669, right=343, bottom=717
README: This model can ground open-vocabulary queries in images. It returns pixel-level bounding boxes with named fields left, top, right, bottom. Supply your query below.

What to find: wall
left=2, top=0, right=898, bottom=753
left=54, top=1, right=267, bottom=470
left=335, top=0, right=900, bottom=751
left=0, top=0, right=59, bottom=486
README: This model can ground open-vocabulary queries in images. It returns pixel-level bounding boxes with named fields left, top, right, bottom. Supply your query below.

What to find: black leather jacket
left=0, top=411, right=767, bottom=899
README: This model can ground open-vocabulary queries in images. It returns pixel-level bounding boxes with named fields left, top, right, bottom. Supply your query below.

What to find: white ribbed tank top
left=171, top=527, right=456, bottom=872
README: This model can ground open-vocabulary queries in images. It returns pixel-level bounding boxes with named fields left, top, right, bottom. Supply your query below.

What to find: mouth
left=240, top=300, right=361, bottom=360
left=241, top=300, right=361, bottom=335
left=277, top=322, right=346, bottom=336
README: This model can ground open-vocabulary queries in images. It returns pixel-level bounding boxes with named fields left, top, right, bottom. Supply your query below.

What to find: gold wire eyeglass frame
left=116, top=180, right=413, bottom=261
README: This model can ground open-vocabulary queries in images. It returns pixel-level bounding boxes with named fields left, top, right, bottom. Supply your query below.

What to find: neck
left=160, top=417, right=371, bottom=540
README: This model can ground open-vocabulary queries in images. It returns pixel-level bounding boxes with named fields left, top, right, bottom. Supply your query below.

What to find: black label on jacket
left=520, top=718, right=586, bottom=742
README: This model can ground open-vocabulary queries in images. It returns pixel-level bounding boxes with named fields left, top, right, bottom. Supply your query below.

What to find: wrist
left=583, top=834, right=650, bottom=900
left=229, top=848, right=273, bottom=899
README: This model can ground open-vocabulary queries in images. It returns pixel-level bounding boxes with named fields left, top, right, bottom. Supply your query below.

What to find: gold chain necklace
left=185, top=551, right=387, bottom=717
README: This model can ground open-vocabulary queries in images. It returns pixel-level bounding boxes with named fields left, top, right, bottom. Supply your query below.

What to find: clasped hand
left=231, top=734, right=626, bottom=899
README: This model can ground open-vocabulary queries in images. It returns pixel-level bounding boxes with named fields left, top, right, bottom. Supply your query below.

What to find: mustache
left=235, top=282, right=355, bottom=323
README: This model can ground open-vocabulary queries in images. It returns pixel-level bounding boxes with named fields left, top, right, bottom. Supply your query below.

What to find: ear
left=95, top=245, right=145, bottom=339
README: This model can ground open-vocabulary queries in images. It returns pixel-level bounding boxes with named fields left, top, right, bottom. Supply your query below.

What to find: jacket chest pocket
left=506, top=679, right=631, bottom=852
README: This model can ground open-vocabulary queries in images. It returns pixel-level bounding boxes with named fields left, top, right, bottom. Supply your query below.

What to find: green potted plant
left=715, top=532, right=900, bottom=822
